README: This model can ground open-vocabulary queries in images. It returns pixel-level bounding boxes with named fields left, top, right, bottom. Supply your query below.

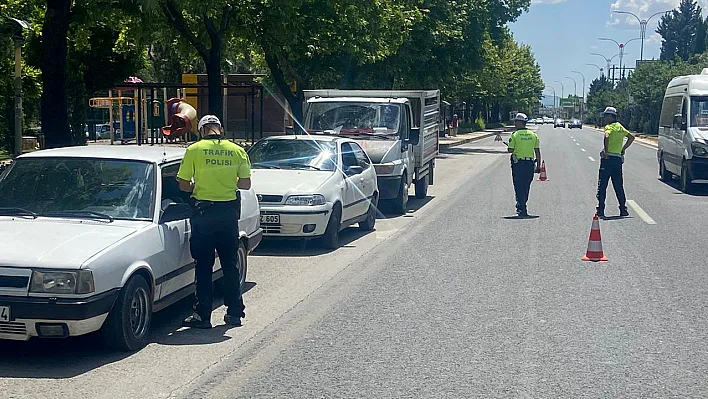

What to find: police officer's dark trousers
left=190, top=199, right=245, bottom=321
left=596, top=156, right=627, bottom=213
left=511, top=160, right=535, bottom=213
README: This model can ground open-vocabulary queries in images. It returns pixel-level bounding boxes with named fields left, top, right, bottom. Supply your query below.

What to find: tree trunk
left=41, top=0, right=72, bottom=148
left=264, top=52, right=305, bottom=129
left=205, top=50, right=223, bottom=120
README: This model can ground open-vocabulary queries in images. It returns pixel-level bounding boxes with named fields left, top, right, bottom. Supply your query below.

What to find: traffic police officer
left=508, top=113, right=542, bottom=217
left=597, top=106, right=635, bottom=218
left=177, top=115, right=252, bottom=329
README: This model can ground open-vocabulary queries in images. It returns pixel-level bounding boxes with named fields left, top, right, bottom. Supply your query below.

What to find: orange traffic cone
left=538, top=161, right=549, bottom=181
left=582, top=214, right=608, bottom=262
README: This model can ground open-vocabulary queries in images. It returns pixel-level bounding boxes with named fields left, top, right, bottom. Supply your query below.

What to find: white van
left=658, top=68, right=708, bottom=193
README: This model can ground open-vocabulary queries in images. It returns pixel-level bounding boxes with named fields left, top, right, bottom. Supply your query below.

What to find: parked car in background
left=248, top=135, right=378, bottom=248
left=554, top=118, right=565, bottom=128
left=528, top=118, right=537, bottom=125
left=568, top=118, right=582, bottom=129
left=0, top=146, right=262, bottom=350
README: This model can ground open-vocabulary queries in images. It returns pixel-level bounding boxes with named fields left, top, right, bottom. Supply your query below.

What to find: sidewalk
left=583, top=125, right=658, bottom=149
left=439, top=129, right=505, bottom=151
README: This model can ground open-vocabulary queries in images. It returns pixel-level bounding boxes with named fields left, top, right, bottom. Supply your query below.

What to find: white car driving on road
left=248, top=135, right=378, bottom=248
left=0, top=146, right=262, bottom=350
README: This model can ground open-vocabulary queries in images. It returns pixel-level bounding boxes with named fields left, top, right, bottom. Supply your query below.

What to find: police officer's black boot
left=619, top=207, right=629, bottom=217
left=224, top=314, right=242, bottom=327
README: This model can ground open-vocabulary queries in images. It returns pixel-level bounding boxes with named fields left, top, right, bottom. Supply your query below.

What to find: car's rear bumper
left=0, top=289, right=119, bottom=340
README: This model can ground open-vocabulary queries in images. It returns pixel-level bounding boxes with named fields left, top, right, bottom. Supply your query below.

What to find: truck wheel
left=391, top=177, right=409, bottom=215
left=681, top=161, right=694, bottom=194
left=102, top=275, right=152, bottom=351
left=414, top=173, right=429, bottom=199
left=321, top=205, right=341, bottom=249
left=659, top=157, right=672, bottom=182
left=359, top=195, right=378, bottom=231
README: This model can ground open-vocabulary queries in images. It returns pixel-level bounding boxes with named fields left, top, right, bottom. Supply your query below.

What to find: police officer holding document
left=507, top=113, right=541, bottom=218
left=177, top=115, right=252, bottom=329
left=596, top=106, right=634, bottom=218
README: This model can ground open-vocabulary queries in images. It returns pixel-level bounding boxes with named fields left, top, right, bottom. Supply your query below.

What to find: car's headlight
left=285, top=195, right=326, bottom=206
left=692, top=142, right=708, bottom=157
left=373, top=163, right=396, bottom=175
left=30, top=270, right=95, bottom=294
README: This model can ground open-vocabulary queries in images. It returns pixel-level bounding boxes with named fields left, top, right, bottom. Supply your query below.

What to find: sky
left=510, top=0, right=708, bottom=106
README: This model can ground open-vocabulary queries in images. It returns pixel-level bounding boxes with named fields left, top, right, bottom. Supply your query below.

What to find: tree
left=154, top=0, right=240, bottom=120
left=657, top=0, right=703, bottom=61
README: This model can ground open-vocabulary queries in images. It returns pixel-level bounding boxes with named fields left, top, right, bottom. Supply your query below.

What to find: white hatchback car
left=0, top=146, right=262, bottom=350
left=248, top=135, right=378, bottom=248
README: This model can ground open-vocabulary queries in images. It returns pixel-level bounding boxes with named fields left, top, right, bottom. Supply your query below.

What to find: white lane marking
left=627, top=200, right=657, bottom=225
left=588, top=156, right=596, bottom=161
left=581, top=148, right=586, bottom=152
left=576, top=143, right=580, bottom=146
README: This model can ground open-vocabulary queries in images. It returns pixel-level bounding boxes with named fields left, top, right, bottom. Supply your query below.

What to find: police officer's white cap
left=198, top=115, right=222, bottom=131
left=514, top=113, right=528, bottom=122
left=603, top=107, right=618, bottom=116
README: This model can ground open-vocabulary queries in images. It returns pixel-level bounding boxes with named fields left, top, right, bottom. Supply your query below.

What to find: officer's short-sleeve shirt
left=508, top=129, right=540, bottom=159
left=177, top=139, right=251, bottom=202
left=605, top=122, right=630, bottom=155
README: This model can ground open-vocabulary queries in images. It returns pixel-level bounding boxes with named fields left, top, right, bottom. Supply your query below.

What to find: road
left=5, top=124, right=708, bottom=398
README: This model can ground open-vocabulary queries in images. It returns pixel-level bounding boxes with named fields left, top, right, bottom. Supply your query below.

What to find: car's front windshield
left=248, top=140, right=338, bottom=171
left=0, top=157, right=155, bottom=220
left=308, top=102, right=400, bottom=138
left=690, top=96, right=708, bottom=127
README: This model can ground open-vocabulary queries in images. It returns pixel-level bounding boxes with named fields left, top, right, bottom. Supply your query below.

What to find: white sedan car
left=248, top=135, right=378, bottom=248
left=0, top=146, right=261, bottom=350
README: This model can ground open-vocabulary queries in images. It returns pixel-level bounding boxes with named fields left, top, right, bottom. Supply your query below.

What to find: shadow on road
left=0, top=283, right=257, bottom=379
left=253, top=195, right=436, bottom=256
left=502, top=215, right=540, bottom=220
left=440, top=147, right=508, bottom=156
left=660, top=178, right=708, bottom=196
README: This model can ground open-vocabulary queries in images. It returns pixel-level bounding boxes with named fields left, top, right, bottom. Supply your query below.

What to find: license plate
left=0, top=306, right=9, bottom=322
left=260, top=214, right=280, bottom=225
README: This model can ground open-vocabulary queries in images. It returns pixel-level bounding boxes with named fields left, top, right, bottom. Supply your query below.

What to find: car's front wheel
left=359, top=195, right=378, bottom=231
left=681, top=160, right=695, bottom=194
left=102, top=274, right=152, bottom=351
left=659, top=156, right=673, bottom=182
left=390, top=176, right=409, bottom=215
left=321, top=205, right=341, bottom=249
left=238, top=240, right=248, bottom=292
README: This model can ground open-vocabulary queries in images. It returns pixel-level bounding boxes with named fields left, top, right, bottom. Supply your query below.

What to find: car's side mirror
left=406, top=127, right=421, bottom=146
left=674, top=114, right=687, bottom=131
left=345, top=165, right=364, bottom=176
left=160, top=202, right=193, bottom=223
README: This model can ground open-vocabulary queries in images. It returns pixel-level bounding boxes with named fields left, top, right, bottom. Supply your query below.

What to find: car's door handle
left=359, top=177, right=365, bottom=182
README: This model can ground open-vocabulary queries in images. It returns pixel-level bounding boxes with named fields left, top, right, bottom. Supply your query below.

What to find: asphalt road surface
left=4, top=125, right=708, bottom=398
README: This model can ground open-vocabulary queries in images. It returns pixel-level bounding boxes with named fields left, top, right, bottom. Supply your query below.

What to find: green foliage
left=658, top=0, right=704, bottom=61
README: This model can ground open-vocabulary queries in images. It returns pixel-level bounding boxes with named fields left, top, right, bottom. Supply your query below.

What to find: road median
left=439, top=129, right=505, bottom=151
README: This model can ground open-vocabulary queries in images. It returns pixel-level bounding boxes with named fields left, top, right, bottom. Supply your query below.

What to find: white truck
left=303, top=90, right=441, bottom=214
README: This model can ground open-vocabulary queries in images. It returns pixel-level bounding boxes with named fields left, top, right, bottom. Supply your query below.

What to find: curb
left=439, top=131, right=501, bottom=151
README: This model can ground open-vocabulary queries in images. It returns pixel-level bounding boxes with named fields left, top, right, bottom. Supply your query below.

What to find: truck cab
left=304, top=90, right=440, bottom=214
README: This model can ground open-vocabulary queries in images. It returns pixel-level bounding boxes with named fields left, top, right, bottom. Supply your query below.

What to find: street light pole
left=586, top=63, right=604, bottom=77
left=614, top=10, right=671, bottom=61
left=4, top=17, right=29, bottom=157
left=544, top=86, right=557, bottom=118
left=591, top=53, right=620, bottom=83
left=565, top=77, right=578, bottom=118
left=571, top=71, right=586, bottom=121
left=554, top=80, right=565, bottom=119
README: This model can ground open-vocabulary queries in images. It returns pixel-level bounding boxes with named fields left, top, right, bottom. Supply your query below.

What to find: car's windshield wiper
left=282, top=163, right=322, bottom=170
left=339, top=131, right=395, bottom=140
left=252, top=163, right=281, bottom=169
left=42, top=210, right=114, bottom=222
left=0, top=207, right=38, bottom=219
